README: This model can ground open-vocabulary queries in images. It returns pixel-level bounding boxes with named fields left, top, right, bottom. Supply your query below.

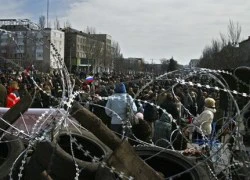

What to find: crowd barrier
left=0, top=107, right=65, bottom=133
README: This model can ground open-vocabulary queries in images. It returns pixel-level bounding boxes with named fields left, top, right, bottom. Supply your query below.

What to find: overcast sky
left=0, top=0, right=250, bottom=65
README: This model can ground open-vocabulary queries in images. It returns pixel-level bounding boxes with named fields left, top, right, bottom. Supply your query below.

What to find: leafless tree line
left=198, top=20, right=249, bottom=69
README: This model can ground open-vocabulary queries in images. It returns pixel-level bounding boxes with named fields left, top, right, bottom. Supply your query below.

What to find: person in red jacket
left=6, top=81, right=20, bottom=108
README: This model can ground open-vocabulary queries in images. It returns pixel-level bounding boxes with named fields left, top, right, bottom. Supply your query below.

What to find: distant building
left=63, top=28, right=112, bottom=73
left=189, top=59, right=200, bottom=68
left=125, top=58, right=144, bottom=73
left=0, top=19, right=65, bottom=72
left=64, top=28, right=88, bottom=73
left=45, top=29, right=65, bottom=70
left=113, top=57, right=144, bottom=73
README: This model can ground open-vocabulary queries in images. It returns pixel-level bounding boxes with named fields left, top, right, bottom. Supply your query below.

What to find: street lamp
left=69, top=46, right=72, bottom=73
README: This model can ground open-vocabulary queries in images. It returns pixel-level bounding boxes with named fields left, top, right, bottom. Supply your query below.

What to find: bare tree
left=228, top=19, right=241, bottom=46
left=54, top=17, right=61, bottom=30
left=160, top=58, right=169, bottom=73
left=199, top=20, right=242, bottom=69
left=64, top=20, right=71, bottom=29
left=39, top=16, right=46, bottom=29
left=111, top=41, right=122, bottom=59
left=112, top=41, right=122, bottom=72
left=85, top=26, right=96, bottom=34
left=220, top=33, right=228, bottom=47
left=83, top=33, right=104, bottom=73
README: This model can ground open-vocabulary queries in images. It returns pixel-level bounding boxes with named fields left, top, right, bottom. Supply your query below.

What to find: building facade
left=64, top=28, right=112, bottom=73
left=0, top=19, right=65, bottom=72
left=114, top=57, right=144, bottom=73
left=189, top=59, right=200, bottom=68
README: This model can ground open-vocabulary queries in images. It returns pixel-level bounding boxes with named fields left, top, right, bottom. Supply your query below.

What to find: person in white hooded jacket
left=192, top=97, right=216, bottom=137
left=105, top=83, right=137, bottom=135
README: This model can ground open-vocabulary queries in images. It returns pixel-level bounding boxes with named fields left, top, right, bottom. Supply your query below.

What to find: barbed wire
left=0, top=19, right=249, bottom=180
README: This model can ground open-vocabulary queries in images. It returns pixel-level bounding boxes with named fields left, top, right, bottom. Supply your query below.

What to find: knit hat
left=205, top=98, right=216, bottom=108
left=114, top=83, right=126, bottom=93
left=135, top=112, right=144, bottom=120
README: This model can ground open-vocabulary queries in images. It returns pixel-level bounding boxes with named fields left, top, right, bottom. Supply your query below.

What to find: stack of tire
left=11, top=129, right=111, bottom=180
left=0, top=92, right=112, bottom=180
left=1, top=132, right=211, bottom=180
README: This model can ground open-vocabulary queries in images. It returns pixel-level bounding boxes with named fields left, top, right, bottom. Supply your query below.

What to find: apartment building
left=189, top=59, right=200, bottom=68
left=0, top=19, right=64, bottom=72
left=64, top=28, right=108, bottom=73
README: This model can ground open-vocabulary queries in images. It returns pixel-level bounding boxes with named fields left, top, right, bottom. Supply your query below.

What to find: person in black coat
left=160, top=93, right=180, bottom=120
left=90, top=95, right=111, bottom=128
left=0, top=83, right=7, bottom=107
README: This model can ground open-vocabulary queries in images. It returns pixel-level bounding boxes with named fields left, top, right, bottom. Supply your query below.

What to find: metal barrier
left=0, top=108, right=64, bottom=134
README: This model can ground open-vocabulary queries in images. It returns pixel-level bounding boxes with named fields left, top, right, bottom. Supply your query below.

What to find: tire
left=185, top=156, right=214, bottom=179
left=0, top=134, right=24, bottom=180
left=134, top=146, right=210, bottom=180
left=9, top=151, right=31, bottom=180
left=32, top=129, right=111, bottom=180
left=8, top=149, right=51, bottom=180
left=95, top=166, right=116, bottom=180
left=23, top=155, right=53, bottom=180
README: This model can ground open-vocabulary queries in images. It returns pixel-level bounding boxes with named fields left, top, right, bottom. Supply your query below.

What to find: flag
left=86, top=76, right=94, bottom=83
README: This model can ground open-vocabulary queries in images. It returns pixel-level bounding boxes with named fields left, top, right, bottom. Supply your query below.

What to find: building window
left=80, top=58, right=88, bottom=64
left=36, top=52, right=43, bottom=60
left=18, top=45, right=24, bottom=50
left=37, top=45, right=43, bottom=50
left=37, top=52, right=43, bottom=57
left=16, top=53, right=23, bottom=58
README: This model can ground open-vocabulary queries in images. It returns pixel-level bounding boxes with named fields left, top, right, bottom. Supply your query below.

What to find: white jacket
left=192, top=107, right=216, bottom=136
left=105, top=93, right=137, bottom=124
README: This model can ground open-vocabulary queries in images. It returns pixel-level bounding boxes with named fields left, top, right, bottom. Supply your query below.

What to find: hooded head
left=8, top=81, right=19, bottom=93
left=205, top=97, right=216, bottom=108
left=135, top=112, right=144, bottom=120
left=114, top=83, right=126, bottom=93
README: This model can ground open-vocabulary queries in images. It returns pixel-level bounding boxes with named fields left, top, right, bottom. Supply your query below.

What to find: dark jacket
left=153, top=113, right=172, bottom=147
left=90, top=99, right=111, bottom=127
left=161, top=101, right=179, bottom=120
left=132, top=119, right=152, bottom=143
left=143, top=104, right=158, bottom=122
left=0, top=84, right=7, bottom=107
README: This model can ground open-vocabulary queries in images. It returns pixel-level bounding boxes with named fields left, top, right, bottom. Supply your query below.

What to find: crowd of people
left=0, top=69, right=245, bottom=150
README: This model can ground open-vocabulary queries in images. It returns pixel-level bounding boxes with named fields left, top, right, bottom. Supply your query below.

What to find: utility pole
left=151, top=58, right=154, bottom=75
left=47, top=0, right=49, bottom=28
left=69, top=47, right=72, bottom=73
